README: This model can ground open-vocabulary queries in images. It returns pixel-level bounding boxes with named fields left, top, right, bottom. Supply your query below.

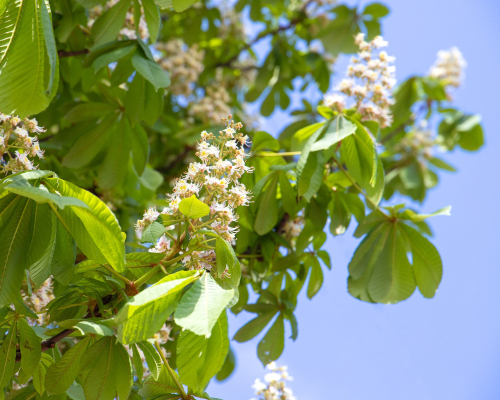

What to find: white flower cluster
left=218, top=8, right=247, bottom=42
left=136, top=116, right=253, bottom=271
left=20, top=277, right=54, bottom=326
left=0, top=113, right=45, bottom=174
left=324, top=33, right=396, bottom=128
left=282, top=216, right=304, bottom=243
left=396, top=120, right=434, bottom=160
left=88, top=0, right=149, bottom=41
left=251, top=362, right=296, bottom=400
left=156, top=39, right=205, bottom=97
left=189, top=85, right=232, bottom=124
left=429, top=47, right=466, bottom=88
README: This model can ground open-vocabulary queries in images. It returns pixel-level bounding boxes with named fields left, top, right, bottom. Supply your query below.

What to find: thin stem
left=155, top=340, right=188, bottom=399
left=48, top=203, right=72, bottom=233
left=163, top=218, right=185, bottom=227
left=236, top=254, right=261, bottom=258
left=254, top=151, right=301, bottom=157
left=163, top=230, right=177, bottom=242
left=102, top=264, right=131, bottom=285
left=0, top=317, right=14, bottom=329
left=134, top=265, right=162, bottom=288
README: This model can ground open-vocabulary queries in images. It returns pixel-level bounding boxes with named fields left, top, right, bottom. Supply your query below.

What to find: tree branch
left=15, top=295, right=114, bottom=362
left=58, top=49, right=90, bottom=58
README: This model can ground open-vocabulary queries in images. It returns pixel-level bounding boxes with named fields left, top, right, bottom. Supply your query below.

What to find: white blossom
left=429, top=47, right=466, bottom=88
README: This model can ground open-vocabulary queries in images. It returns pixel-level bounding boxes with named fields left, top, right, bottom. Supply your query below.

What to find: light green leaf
left=115, top=270, right=199, bottom=344
left=179, top=195, right=210, bottom=219
left=252, top=131, right=280, bottom=152
left=5, top=182, right=88, bottom=209
left=73, top=320, right=115, bottom=336
left=45, top=336, right=92, bottom=395
left=306, top=256, right=323, bottom=299
left=18, top=319, right=42, bottom=376
left=257, top=314, right=284, bottom=366
left=398, top=206, right=451, bottom=222
left=298, top=150, right=325, bottom=201
left=132, top=53, right=170, bottom=91
left=44, top=178, right=126, bottom=272
left=428, top=157, right=456, bottom=172
left=92, top=44, right=136, bottom=73
left=136, top=341, right=161, bottom=381
left=131, top=344, right=144, bottom=382
left=310, top=116, right=356, bottom=151
left=0, top=0, right=59, bottom=117
left=175, top=273, right=234, bottom=337
left=139, top=365, right=179, bottom=397
left=172, top=0, right=198, bottom=12
left=177, top=311, right=229, bottom=393
left=64, top=102, right=117, bottom=123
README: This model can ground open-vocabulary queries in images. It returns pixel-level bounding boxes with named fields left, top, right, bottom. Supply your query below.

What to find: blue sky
left=209, top=0, right=500, bottom=398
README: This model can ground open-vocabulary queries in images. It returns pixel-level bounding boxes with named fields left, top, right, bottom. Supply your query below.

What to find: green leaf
left=45, top=336, right=92, bottom=395
left=62, top=114, right=118, bottom=169
left=91, top=0, right=130, bottom=48
left=142, top=0, right=160, bottom=42
left=81, top=337, right=121, bottom=400
left=252, top=131, right=280, bottom=152
left=64, top=102, right=117, bottom=123
left=136, top=341, right=161, bottom=381
left=33, top=353, right=54, bottom=395
left=216, top=346, right=235, bottom=381
left=131, top=344, right=144, bottom=382
left=132, top=53, right=170, bottom=91
left=172, top=0, right=198, bottom=11
left=340, top=120, right=376, bottom=189
left=362, top=3, right=390, bottom=18
left=97, top=116, right=132, bottom=189
left=140, top=221, right=166, bottom=244
left=18, top=319, right=42, bottom=376
left=257, top=314, right=285, bottom=366
left=5, top=182, right=88, bottom=209
left=72, top=320, right=115, bottom=336
left=92, top=44, right=136, bottom=73
left=139, top=365, right=179, bottom=397
left=298, top=150, right=325, bottom=201
left=177, top=310, right=229, bottom=393
left=0, top=320, right=17, bottom=388
left=310, top=116, right=356, bottom=151
left=115, top=270, right=199, bottom=344
left=306, top=256, right=323, bottom=299
left=114, top=341, right=133, bottom=400
left=278, top=171, right=297, bottom=215
left=367, top=223, right=416, bottom=303
left=399, top=223, right=442, bottom=298
left=0, top=197, right=33, bottom=306
left=364, top=152, right=385, bottom=206
left=44, top=178, right=126, bottom=272
left=428, top=157, right=456, bottom=172
left=398, top=206, right=451, bottom=222
left=179, top=195, right=210, bottom=219
left=296, top=124, right=325, bottom=177
left=254, top=172, right=279, bottom=235
left=233, top=311, right=277, bottom=343
left=52, top=220, right=77, bottom=285
left=0, top=0, right=59, bottom=117
left=40, top=0, right=57, bottom=93
left=175, top=273, right=234, bottom=337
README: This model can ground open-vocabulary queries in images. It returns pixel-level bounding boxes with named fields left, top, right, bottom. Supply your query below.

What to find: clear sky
left=209, top=0, right=500, bottom=398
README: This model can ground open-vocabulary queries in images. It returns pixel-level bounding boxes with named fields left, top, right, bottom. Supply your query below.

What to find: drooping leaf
left=115, top=270, right=199, bottom=344
left=257, top=314, right=285, bottom=366
left=0, top=320, right=17, bottom=388
left=254, top=172, right=279, bottom=235
left=18, top=318, right=42, bottom=376
left=177, top=311, right=229, bottom=393
left=175, top=273, right=234, bottom=337
left=310, top=116, right=356, bottom=151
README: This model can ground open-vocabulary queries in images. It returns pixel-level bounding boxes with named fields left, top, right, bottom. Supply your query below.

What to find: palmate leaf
left=177, top=311, right=229, bottom=393
left=257, top=314, right=285, bottom=366
left=136, top=341, right=161, bottom=381
left=18, top=318, right=42, bottom=376
left=43, top=178, right=126, bottom=272
left=139, top=365, right=179, bottom=398
left=175, top=273, right=234, bottom=337
left=0, top=320, right=17, bottom=389
left=0, top=0, right=59, bottom=117
left=115, top=270, right=200, bottom=344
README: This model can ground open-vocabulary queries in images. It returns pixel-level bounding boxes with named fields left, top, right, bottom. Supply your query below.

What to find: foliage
left=0, top=0, right=483, bottom=398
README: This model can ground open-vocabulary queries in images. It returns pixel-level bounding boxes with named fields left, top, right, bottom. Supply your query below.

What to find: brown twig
left=15, top=295, right=114, bottom=362
left=58, top=49, right=90, bottom=58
